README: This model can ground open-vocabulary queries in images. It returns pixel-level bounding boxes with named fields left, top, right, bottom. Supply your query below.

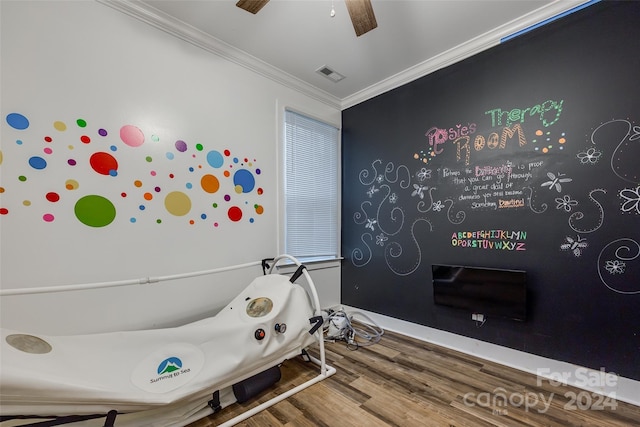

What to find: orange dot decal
left=144, top=192, right=153, bottom=201
left=200, top=174, right=220, bottom=193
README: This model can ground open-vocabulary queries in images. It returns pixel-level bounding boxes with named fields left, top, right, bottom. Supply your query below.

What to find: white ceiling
left=106, top=0, right=591, bottom=108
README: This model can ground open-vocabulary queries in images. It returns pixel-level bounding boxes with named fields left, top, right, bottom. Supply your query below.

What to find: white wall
left=0, top=0, right=340, bottom=334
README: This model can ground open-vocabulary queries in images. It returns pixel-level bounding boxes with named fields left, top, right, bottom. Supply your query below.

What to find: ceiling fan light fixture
left=316, top=65, right=345, bottom=83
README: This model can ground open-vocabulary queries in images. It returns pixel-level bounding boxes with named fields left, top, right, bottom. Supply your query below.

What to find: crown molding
left=97, top=0, right=592, bottom=112
left=341, top=0, right=593, bottom=109
left=96, top=0, right=342, bottom=110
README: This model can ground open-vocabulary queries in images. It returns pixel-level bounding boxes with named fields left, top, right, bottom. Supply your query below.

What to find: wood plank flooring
left=188, top=330, right=640, bottom=426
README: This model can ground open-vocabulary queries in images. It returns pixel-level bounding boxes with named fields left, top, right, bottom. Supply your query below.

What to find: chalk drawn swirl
left=569, top=189, right=606, bottom=234
left=597, top=238, right=640, bottom=294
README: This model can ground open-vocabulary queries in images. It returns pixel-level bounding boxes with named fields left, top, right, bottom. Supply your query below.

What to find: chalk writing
left=450, top=230, right=527, bottom=251
left=485, top=99, right=564, bottom=127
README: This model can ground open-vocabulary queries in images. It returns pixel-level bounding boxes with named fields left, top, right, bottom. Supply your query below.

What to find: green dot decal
left=76, top=119, right=87, bottom=128
left=196, top=143, right=203, bottom=151
left=74, top=195, right=116, bottom=227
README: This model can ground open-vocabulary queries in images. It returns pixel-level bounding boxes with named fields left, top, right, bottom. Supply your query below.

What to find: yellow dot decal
left=164, top=191, right=192, bottom=216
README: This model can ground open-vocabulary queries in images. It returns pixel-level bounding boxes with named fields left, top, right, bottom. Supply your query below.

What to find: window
left=284, top=110, right=339, bottom=260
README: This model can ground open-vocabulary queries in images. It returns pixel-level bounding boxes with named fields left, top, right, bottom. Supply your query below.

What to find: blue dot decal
left=206, top=150, right=224, bottom=168
left=233, top=169, right=255, bottom=193
left=28, top=156, right=47, bottom=170
left=6, top=113, right=30, bottom=130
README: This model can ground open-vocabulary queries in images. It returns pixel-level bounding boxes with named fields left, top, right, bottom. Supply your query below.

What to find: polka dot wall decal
left=76, top=119, right=87, bottom=128
left=196, top=143, right=203, bottom=151
left=44, top=136, right=52, bottom=143
left=164, top=191, right=191, bottom=216
left=18, top=176, right=27, bottom=182
left=110, top=146, right=117, bottom=152
left=134, top=180, right=143, bottom=187
left=120, top=125, right=144, bottom=147
left=201, top=174, right=220, bottom=193
left=207, top=150, right=224, bottom=168
left=44, top=147, right=53, bottom=155
left=67, top=159, right=77, bottom=166
left=29, top=156, right=47, bottom=170
left=89, top=152, right=118, bottom=176
left=175, top=140, right=187, bottom=152
left=22, top=200, right=30, bottom=206
left=233, top=169, right=255, bottom=193
left=43, top=214, right=54, bottom=222
left=6, top=113, right=30, bottom=130
left=0, top=208, right=8, bottom=215
left=152, top=135, right=160, bottom=142
left=80, top=135, right=91, bottom=144
left=74, top=195, right=116, bottom=227
left=65, top=179, right=79, bottom=190
left=228, top=206, right=242, bottom=222
left=166, top=152, right=175, bottom=160
left=46, top=192, right=60, bottom=202
left=98, top=128, right=108, bottom=137
left=53, top=121, right=67, bottom=131
left=224, top=149, right=230, bottom=156
left=0, top=151, right=3, bottom=165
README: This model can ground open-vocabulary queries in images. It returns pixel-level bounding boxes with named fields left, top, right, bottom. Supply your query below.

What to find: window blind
left=284, top=110, right=339, bottom=258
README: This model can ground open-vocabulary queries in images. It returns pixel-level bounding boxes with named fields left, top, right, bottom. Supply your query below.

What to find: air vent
left=316, top=65, right=345, bottom=82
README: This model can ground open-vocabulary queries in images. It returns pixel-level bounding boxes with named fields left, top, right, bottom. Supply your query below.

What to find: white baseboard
left=339, top=305, right=639, bottom=407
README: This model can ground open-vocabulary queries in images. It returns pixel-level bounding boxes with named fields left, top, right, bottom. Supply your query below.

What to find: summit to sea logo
left=157, top=357, right=182, bottom=375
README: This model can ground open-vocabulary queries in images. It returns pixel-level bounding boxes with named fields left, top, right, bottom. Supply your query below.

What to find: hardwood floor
left=188, top=330, right=640, bottom=426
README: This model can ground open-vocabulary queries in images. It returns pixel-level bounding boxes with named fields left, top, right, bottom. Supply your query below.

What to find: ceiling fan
left=235, top=0, right=378, bottom=37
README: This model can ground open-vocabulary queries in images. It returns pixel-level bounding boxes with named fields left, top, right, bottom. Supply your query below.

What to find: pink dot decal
left=90, top=152, right=118, bottom=176
left=228, top=206, right=242, bottom=222
left=43, top=213, right=55, bottom=222
left=120, top=125, right=145, bottom=147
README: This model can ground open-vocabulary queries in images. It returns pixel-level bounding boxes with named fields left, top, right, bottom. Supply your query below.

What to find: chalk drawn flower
left=375, top=233, right=388, bottom=246
left=389, top=193, right=398, bottom=204
left=416, top=168, right=431, bottom=181
left=376, top=174, right=384, bottom=184
left=560, top=235, right=588, bottom=257
left=365, top=218, right=377, bottom=231
left=555, top=195, right=578, bottom=212
left=367, top=185, right=379, bottom=198
left=432, top=200, right=444, bottom=212
left=605, top=259, right=626, bottom=275
left=576, top=147, right=602, bottom=164
left=412, top=184, right=425, bottom=199
left=620, top=186, right=640, bottom=214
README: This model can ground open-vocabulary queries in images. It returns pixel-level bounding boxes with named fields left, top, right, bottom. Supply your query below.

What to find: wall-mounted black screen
left=432, top=265, right=527, bottom=321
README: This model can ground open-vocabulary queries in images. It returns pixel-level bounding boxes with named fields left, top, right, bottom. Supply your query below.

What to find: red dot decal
left=80, top=135, right=91, bottom=144
left=228, top=206, right=242, bottom=222
left=0, top=208, right=8, bottom=215
left=46, top=192, right=60, bottom=202
left=90, top=152, right=118, bottom=176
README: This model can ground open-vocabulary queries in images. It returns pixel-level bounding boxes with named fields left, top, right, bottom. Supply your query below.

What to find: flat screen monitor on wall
left=432, top=265, right=527, bottom=321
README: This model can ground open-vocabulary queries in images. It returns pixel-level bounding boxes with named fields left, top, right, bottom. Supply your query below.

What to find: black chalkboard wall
left=341, top=1, right=640, bottom=381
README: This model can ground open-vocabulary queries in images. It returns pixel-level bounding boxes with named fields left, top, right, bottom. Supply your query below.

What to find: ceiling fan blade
left=236, top=0, right=270, bottom=14
left=345, top=0, right=378, bottom=37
